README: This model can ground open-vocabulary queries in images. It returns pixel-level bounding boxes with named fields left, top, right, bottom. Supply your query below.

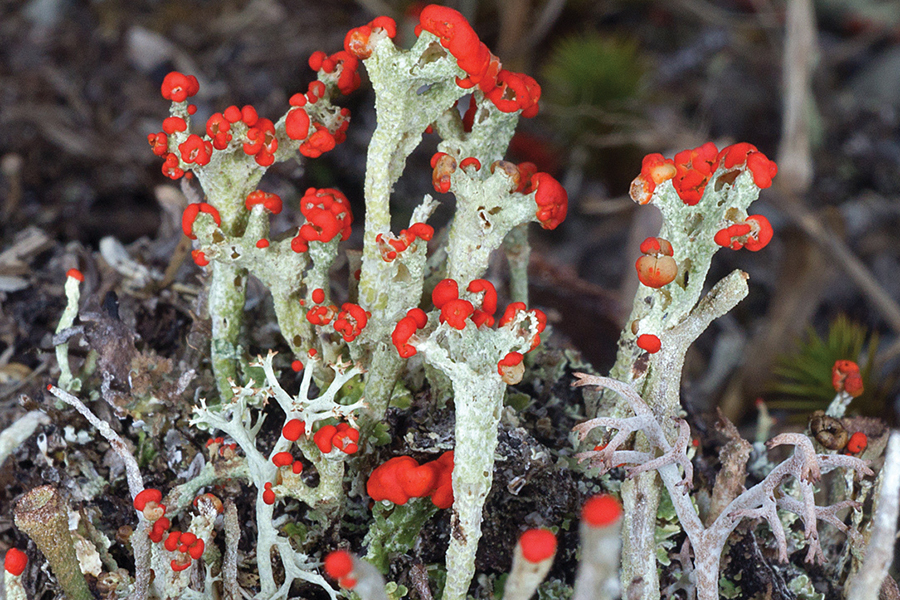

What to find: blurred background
left=1, top=0, right=898, bottom=427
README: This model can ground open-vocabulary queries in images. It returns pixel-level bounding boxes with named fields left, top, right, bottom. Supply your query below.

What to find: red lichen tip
left=582, top=494, right=622, bottom=528
left=133, top=488, right=163, bottom=511
left=432, top=279, right=459, bottom=309
left=171, top=557, right=192, bottom=572
left=636, top=334, right=661, bottom=354
left=518, top=528, right=557, bottom=563
left=832, top=360, right=864, bottom=397
left=846, top=431, right=867, bottom=454
left=272, top=452, right=294, bottom=467
left=161, top=71, right=199, bottom=102
left=66, top=268, right=84, bottom=282
left=245, top=190, right=283, bottom=214
left=635, top=242, right=677, bottom=288
left=532, top=172, right=568, bottom=230
left=283, top=418, right=306, bottom=441
left=324, top=550, right=354, bottom=579
left=4, top=548, right=27, bottom=576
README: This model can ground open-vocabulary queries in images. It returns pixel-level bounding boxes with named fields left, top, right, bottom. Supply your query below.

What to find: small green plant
left=769, top=314, right=880, bottom=413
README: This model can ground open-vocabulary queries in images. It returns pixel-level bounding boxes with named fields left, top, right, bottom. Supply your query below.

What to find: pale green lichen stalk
left=54, top=270, right=83, bottom=392
left=585, top=144, right=778, bottom=599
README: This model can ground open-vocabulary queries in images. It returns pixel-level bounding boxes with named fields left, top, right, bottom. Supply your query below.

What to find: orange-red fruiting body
left=262, top=482, right=276, bottom=505
left=499, top=302, right=526, bottom=327
left=332, top=423, right=360, bottom=454
left=66, top=268, right=84, bottom=282
left=636, top=334, right=661, bottom=354
left=272, top=452, right=294, bottom=467
left=171, top=557, right=192, bottom=572
left=846, top=431, right=867, bottom=454
left=285, top=108, right=311, bottom=141
left=148, top=132, right=168, bottom=156
left=407, top=308, right=428, bottom=329
left=519, top=529, right=557, bottom=563
left=460, top=157, right=481, bottom=170
left=324, top=550, right=354, bottom=579
left=714, top=215, right=773, bottom=252
left=672, top=142, right=719, bottom=205
left=4, top=548, right=27, bottom=576
left=467, top=279, right=497, bottom=315
left=629, top=153, right=676, bottom=205
left=291, top=188, right=353, bottom=252
left=307, top=305, right=337, bottom=326
left=162, top=116, right=187, bottom=135
left=582, top=494, right=622, bottom=527
left=432, top=279, right=459, bottom=309
left=431, top=152, right=457, bottom=193
left=133, top=489, right=163, bottom=511
left=367, top=450, right=454, bottom=508
left=149, top=517, right=171, bottom=543
left=392, top=317, right=420, bottom=358
left=638, top=237, right=673, bottom=257
left=498, top=351, right=524, bottom=377
left=282, top=419, right=306, bottom=441
left=182, top=203, right=221, bottom=239
left=344, top=16, right=397, bottom=59
left=334, top=303, right=369, bottom=342
left=635, top=254, right=677, bottom=288
left=314, top=425, right=338, bottom=453
left=161, top=72, right=199, bottom=102
left=191, top=250, right=209, bottom=267
left=832, top=360, right=864, bottom=397
left=245, top=190, right=283, bottom=214
left=440, top=298, right=474, bottom=329
left=179, top=134, right=213, bottom=166
left=532, top=173, right=567, bottom=230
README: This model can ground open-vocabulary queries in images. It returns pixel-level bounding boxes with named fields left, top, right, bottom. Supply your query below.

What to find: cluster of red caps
left=263, top=418, right=360, bottom=505
left=630, top=142, right=777, bottom=206
left=391, top=279, right=545, bottom=382
left=375, top=223, right=434, bottom=262
left=345, top=7, right=541, bottom=117
left=367, top=450, right=454, bottom=508
left=417, top=6, right=540, bottom=117
left=290, top=188, right=353, bottom=253
left=832, top=360, right=864, bottom=398
left=150, top=51, right=357, bottom=176
left=205, top=437, right=239, bottom=461
left=181, top=202, right=222, bottom=266
left=164, top=531, right=206, bottom=572
left=133, top=488, right=171, bottom=544
left=714, top=214, right=773, bottom=252
left=305, top=288, right=370, bottom=343
left=133, top=488, right=213, bottom=572
left=390, top=278, right=545, bottom=360
left=429, top=154, right=568, bottom=231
